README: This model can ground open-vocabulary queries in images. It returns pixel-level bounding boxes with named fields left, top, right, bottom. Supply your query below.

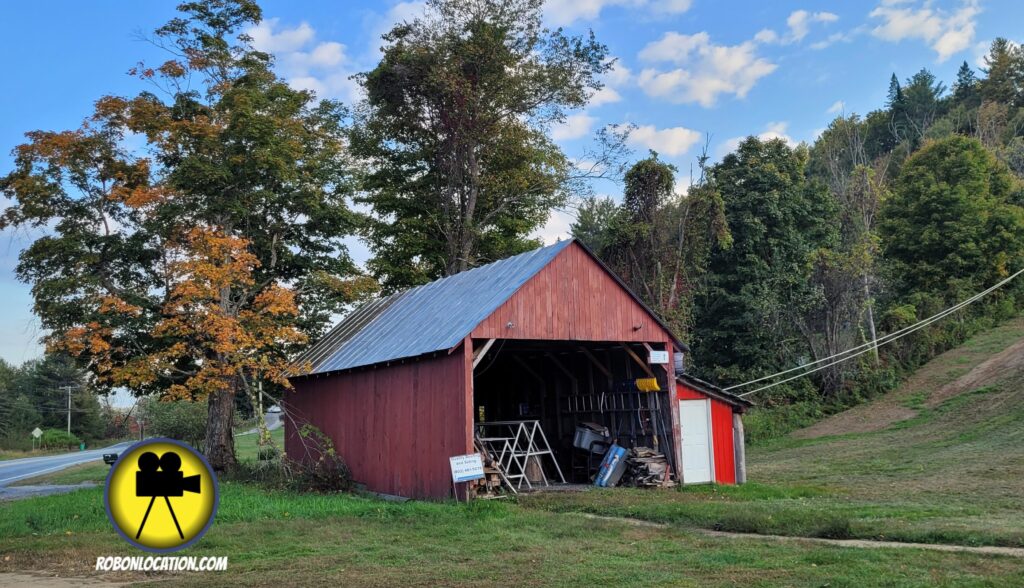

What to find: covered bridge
left=286, top=239, right=750, bottom=499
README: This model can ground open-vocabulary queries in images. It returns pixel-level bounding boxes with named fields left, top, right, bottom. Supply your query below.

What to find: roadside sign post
left=449, top=453, right=486, bottom=502
left=31, top=427, right=42, bottom=451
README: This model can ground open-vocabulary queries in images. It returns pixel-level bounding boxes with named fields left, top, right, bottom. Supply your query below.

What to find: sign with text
left=648, top=350, right=670, bottom=364
left=31, top=427, right=42, bottom=439
left=449, top=453, right=485, bottom=483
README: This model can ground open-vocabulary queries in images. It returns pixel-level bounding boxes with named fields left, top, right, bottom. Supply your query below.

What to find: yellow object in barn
left=636, top=378, right=660, bottom=392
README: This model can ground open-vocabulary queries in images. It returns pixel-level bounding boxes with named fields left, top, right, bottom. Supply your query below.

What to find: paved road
left=0, top=441, right=135, bottom=487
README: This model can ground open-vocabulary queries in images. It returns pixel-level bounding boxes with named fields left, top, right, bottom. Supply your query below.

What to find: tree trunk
left=864, top=273, right=880, bottom=365
left=205, top=384, right=237, bottom=472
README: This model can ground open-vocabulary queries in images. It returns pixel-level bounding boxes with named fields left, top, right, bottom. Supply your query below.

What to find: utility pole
left=63, top=385, right=75, bottom=435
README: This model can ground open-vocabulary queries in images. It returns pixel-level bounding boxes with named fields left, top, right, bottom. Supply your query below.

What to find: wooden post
left=620, top=344, right=656, bottom=378
left=733, top=412, right=747, bottom=484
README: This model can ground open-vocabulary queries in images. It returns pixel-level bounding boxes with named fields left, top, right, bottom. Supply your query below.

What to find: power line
left=730, top=268, right=1024, bottom=398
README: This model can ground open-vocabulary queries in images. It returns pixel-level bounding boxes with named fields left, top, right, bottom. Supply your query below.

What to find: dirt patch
left=793, top=318, right=1024, bottom=439
left=699, top=529, right=1024, bottom=558
left=791, top=394, right=917, bottom=440
left=926, top=338, right=1024, bottom=407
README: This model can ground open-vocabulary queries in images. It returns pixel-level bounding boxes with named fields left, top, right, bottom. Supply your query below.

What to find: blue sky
left=1, top=0, right=1021, bottom=366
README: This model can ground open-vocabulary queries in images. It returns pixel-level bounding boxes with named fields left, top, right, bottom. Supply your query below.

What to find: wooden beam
left=512, top=356, right=544, bottom=384
left=472, top=338, right=497, bottom=370
left=620, top=344, right=656, bottom=378
left=545, top=353, right=577, bottom=382
left=578, top=347, right=612, bottom=380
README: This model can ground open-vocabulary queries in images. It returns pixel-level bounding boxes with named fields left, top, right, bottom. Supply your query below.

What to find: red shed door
left=679, top=399, right=713, bottom=483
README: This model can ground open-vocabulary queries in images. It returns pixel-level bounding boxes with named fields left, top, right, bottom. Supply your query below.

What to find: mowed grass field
left=2, top=319, right=1024, bottom=585
left=525, top=317, right=1024, bottom=548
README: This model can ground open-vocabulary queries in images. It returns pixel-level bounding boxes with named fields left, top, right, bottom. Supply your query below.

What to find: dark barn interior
left=472, top=338, right=678, bottom=487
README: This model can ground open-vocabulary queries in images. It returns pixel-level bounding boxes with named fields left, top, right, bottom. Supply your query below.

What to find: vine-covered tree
left=351, top=0, right=611, bottom=291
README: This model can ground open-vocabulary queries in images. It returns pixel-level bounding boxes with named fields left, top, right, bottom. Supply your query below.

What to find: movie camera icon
left=134, top=451, right=201, bottom=540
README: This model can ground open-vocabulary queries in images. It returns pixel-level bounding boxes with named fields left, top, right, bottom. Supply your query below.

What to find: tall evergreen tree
left=953, top=61, right=980, bottom=108
left=980, top=38, right=1024, bottom=106
left=901, top=68, right=947, bottom=145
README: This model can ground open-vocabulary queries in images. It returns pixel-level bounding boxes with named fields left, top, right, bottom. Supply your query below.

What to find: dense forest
left=1, top=0, right=1023, bottom=459
left=573, top=42, right=1024, bottom=437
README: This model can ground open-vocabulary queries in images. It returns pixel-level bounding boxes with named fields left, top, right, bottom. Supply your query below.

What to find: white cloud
left=786, top=10, right=839, bottom=43
left=552, top=113, right=598, bottom=141
left=627, top=124, right=702, bottom=157
left=809, top=30, right=859, bottom=50
left=589, top=86, right=622, bottom=106
left=827, top=100, right=845, bottom=114
left=369, top=2, right=427, bottom=56
left=605, top=61, right=633, bottom=87
left=754, top=28, right=779, bottom=44
left=869, top=0, right=981, bottom=62
left=531, top=208, right=576, bottom=244
left=545, top=0, right=691, bottom=27
left=637, top=32, right=777, bottom=106
left=721, top=121, right=797, bottom=156
left=249, top=18, right=315, bottom=53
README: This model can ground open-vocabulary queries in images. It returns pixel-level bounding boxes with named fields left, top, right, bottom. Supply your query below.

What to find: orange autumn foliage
left=53, top=225, right=306, bottom=401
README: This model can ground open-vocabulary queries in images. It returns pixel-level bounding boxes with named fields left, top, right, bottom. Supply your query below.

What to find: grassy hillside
left=524, top=316, right=1024, bottom=548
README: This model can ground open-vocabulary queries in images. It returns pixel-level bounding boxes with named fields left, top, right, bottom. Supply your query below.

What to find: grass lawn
left=3, top=322, right=1023, bottom=584
left=9, top=462, right=111, bottom=487
left=521, top=318, right=1024, bottom=548
left=2, top=486, right=1023, bottom=587
left=234, top=426, right=285, bottom=462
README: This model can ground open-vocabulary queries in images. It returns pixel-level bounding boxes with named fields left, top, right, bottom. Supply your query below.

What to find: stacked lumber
left=625, top=447, right=676, bottom=488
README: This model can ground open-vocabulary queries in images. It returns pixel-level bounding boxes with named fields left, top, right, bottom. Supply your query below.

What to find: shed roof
left=293, top=239, right=686, bottom=377
left=676, top=373, right=754, bottom=411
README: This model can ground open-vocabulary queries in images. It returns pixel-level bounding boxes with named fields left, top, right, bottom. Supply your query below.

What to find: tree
left=879, top=136, right=1024, bottom=307
left=572, top=150, right=729, bottom=337
left=692, top=138, right=834, bottom=390
left=570, top=196, right=622, bottom=254
left=0, top=1, right=370, bottom=470
left=980, top=38, right=1024, bottom=106
left=12, top=354, right=103, bottom=440
left=953, top=61, right=980, bottom=108
left=901, top=68, right=947, bottom=146
left=350, top=0, right=611, bottom=291
left=140, top=397, right=208, bottom=449
left=808, top=117, right=889, bottom=384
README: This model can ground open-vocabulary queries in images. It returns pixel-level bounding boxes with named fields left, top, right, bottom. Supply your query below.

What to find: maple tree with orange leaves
left=0, top=0, right=374, bottom=470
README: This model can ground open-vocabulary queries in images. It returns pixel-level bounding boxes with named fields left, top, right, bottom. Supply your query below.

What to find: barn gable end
left=473, top=241, right=675, bottom=343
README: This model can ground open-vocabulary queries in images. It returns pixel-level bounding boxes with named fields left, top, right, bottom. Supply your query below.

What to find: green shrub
left=141, top=398, right=207, bottom=448
left=258, top=445, right=280, bottom=461
left=39, top=429, right=81, bottom=449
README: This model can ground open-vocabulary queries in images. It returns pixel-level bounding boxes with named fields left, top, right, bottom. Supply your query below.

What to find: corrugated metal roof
left=294, top=239, right=574, bottom=376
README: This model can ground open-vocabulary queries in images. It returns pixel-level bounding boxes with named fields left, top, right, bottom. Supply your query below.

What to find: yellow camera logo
left=104, top=439, right=219, bottom=552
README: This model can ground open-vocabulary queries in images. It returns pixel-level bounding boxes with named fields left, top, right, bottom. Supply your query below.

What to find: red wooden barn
left=286, top=239, right=751, bottom=499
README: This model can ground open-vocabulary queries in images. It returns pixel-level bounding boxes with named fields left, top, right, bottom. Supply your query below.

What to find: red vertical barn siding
left=472, top=243, right=673, bottom=344
left=710, top=400, right=736, bottom=484
left=285, top=342, right=474, bottom=499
